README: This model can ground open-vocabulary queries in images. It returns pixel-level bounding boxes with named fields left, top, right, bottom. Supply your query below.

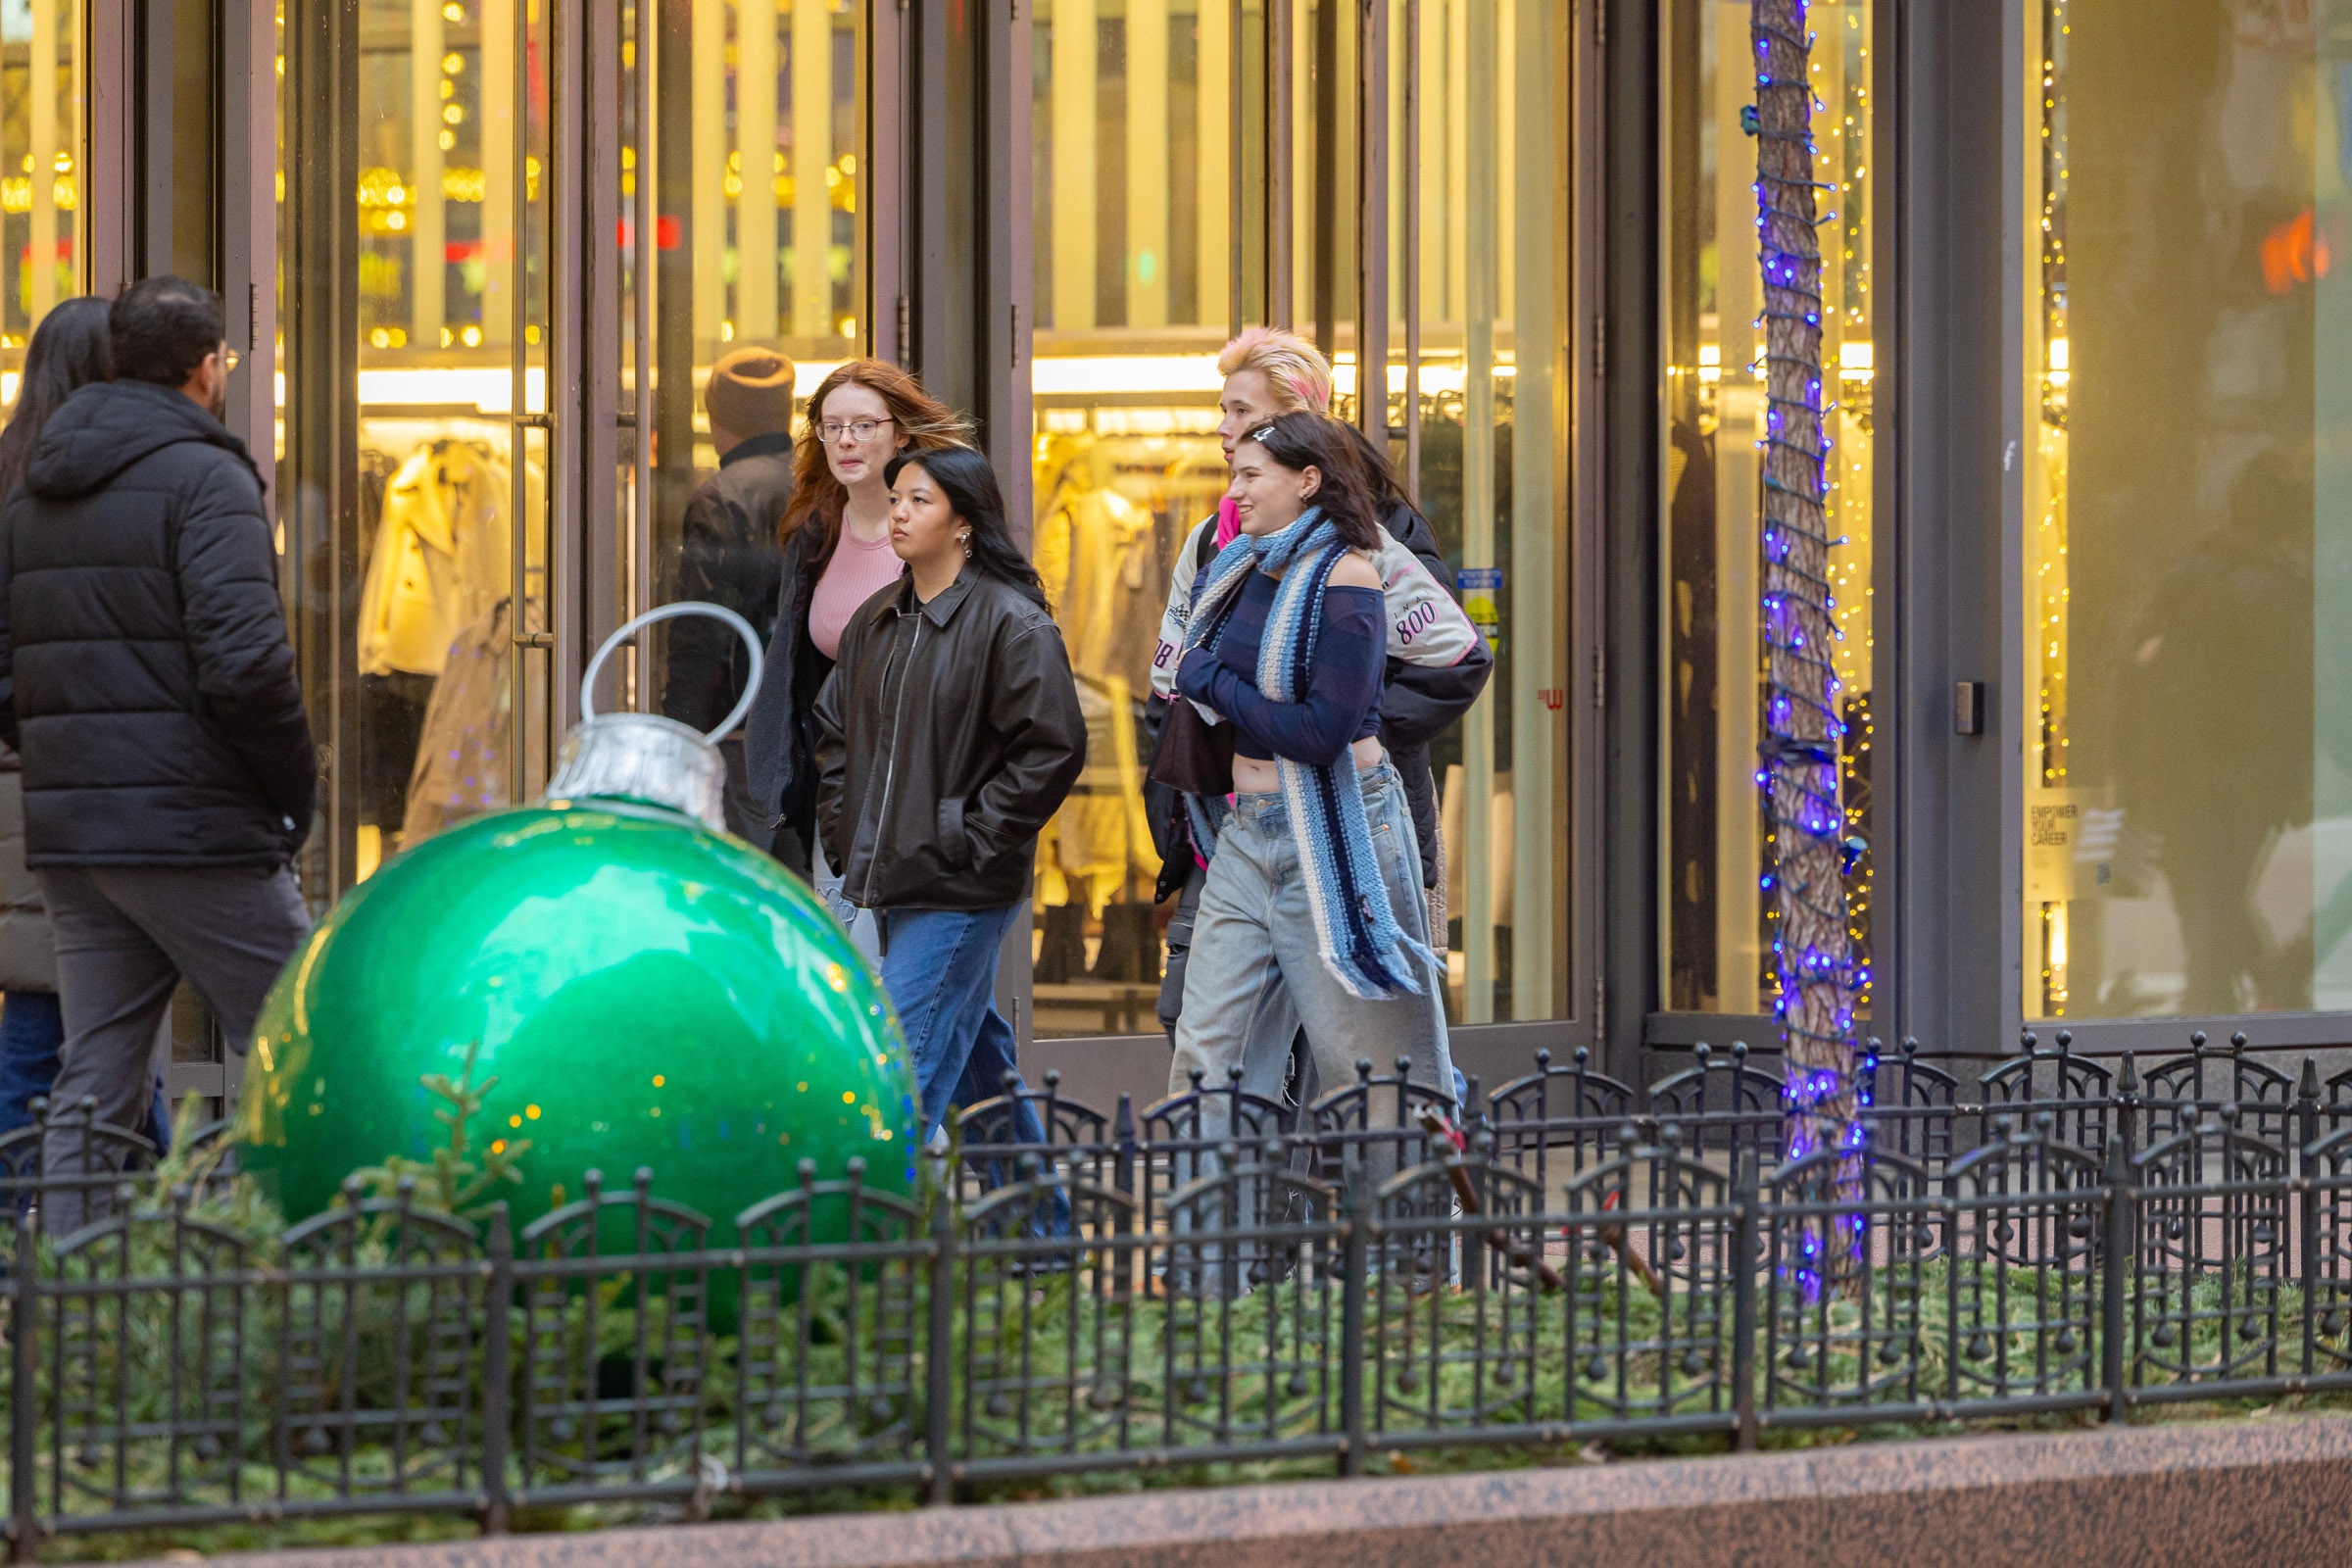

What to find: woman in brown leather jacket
left=812, top=444, right=1086, bottom=1139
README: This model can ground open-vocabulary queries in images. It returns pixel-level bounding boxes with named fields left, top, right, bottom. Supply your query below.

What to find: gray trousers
left=37, top=862, right=311, bottom=1232
left=1169, top=762, right=1453, bottom=1152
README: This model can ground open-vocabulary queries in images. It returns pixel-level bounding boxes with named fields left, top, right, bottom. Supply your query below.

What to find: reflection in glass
left=1409, top=0, right=1570, bottom=1025
left=1658, top=0, right=1873, bottom=1017
left=643, top=0, right=865, bottom=802
left=0, top=0, right=83, bottom=394
left=2024, top=0, right=2342, bottom=1018
left=1029, top=0, right=1232, bottom=1037
left=326, top=0, right=549, bottom=882
left=1026, top=0, right=1568, bottom=1034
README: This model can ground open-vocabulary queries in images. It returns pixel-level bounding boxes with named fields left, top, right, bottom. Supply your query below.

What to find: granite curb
left=67, top=1414, right=2352, bottom=1568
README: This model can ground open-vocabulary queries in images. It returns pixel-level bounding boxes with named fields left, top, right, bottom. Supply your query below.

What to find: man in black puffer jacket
left=0, top=278, right=314, bottom=1227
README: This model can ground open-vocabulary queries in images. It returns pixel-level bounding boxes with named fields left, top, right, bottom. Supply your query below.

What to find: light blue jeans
left=877, top=902, right=1069, bottom=1237
left=1169, top=760, right=1454, bottom=1148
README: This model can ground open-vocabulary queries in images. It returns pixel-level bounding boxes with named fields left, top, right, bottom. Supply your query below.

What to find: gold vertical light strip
left=790, top=0, right=831, bottom=338
left=633, top=0, right=655, bottom=647
left=29, top=0, right=58, bottom=326
left=1290, top=0, right=1311, bottom=321
left=1831, top=5, right=1875, bottom=1007
left=1052, top=0, right=1097, bottom=331
left=692, top=0, right=725, bottom=351
left=68, top=0, right=82, bottom=304
left=1507, top=0, right=1553, bottom=1019
left=1415, top=0, right=1443, bottom=332
left=739, top=0, right=780, bottom=341
left=1712, top=0, right=1761, bottom=1012
left=412, top=0, right=445, bottom=347
left=1388, top=0, right=1405, bottom=378
left=1197, top=0, right=1230, bottom=329
left=2030, top=0, right=2070, bottom=1016
left=1442, top=0, right=1464, bottom=326
left=1127, top=0, right=1169, bottom=327
left=481, top=0, right=514, bottom=344
left=1400, top=0, right=1418, bottom=504
left=1460, top=0, right=1494, bottom=1023
left=1268, top=0, right=1292, bottom=323
left=1492, top=0, right=1513, bottom=326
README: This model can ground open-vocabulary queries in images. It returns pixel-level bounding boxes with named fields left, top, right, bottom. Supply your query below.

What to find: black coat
left=813, top=569, right=1087, bottom=911
left=743, top=521, right=833, bottom=875
left=0, top=379, right=315, bottom=866
left=661, top=431, right=793, bottom=735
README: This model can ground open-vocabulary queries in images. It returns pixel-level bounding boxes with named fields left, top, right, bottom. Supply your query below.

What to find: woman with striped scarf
left=1166, top=413, right=1454, bottom=1154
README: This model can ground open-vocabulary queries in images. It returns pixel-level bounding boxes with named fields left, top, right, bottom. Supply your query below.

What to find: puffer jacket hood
left=26, top=379, right=260, bottom=501
left=0, top=373, right=312, bottom=868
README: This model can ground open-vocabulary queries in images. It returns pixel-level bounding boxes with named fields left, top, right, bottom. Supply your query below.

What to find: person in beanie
left=0, top=276, right=315, bottom=1229
left=662, top=345, right=799, bottom=845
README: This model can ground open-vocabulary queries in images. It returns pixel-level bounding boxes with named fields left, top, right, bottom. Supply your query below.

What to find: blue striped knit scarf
left=1181, top=508, right=1434, bottom=1000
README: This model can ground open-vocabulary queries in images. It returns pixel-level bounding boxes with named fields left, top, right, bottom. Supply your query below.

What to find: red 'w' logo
left=1540, top=689, right=1565, bottom=710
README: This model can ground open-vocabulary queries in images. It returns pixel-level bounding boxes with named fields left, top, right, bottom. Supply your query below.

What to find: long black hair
left=884, top=445, right=1052, bottom=612
left=1234, top=411, right=1383, bottom=551
left=1338, top=418, right=1410, bottom=517
left=0, top=298, right=114, bottom=499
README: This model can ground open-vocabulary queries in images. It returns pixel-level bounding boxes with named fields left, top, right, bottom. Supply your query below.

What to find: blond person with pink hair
left=1144, top=328, right=1491, bottom=1105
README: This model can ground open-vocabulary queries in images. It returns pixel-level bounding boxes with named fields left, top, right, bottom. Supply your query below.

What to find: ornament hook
left=579, top=601, right=765, bottom=743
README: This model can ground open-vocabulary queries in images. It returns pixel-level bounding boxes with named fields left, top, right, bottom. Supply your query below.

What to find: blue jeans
left=877, top=903, right=1069, bottom=1234
left=879, top=903, right=1041, bottom=1139
left=0, top=990, right=172, bottom=1150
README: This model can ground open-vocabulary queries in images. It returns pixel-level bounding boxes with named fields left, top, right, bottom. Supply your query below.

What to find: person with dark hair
left=0, top=298, right=177, bottom=1149
left=661, top=345, right=798, bottom=844
left=743, top=359, right=969, bottom=956
left=0, top=276, right=314, bottom=1229
left=1164, top=411, right=1453, bottom=1151
left=1146, top=330, right=1488, bottom=1098
left=812, top=444, right=1086, bottom=1138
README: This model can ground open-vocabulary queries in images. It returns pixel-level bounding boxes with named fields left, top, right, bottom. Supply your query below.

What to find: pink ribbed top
left=808, top=525, right=906, bottom=660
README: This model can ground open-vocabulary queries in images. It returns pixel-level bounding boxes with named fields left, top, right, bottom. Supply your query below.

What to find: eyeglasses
left=820, top=416, right=892, bottom=443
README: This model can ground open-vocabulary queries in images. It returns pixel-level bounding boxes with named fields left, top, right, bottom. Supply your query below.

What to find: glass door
left=280, top=0, right=556, bottom=896
left=623, top=0, right=871, bottom=732
left=1021, top=0, right=1582, bottom=1044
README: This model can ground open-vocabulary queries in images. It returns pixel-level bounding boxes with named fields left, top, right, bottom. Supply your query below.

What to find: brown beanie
left=705, top=346, right=797, bottom=441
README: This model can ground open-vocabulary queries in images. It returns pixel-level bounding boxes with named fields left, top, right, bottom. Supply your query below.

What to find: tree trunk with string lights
left=1752, top=0, right=1861, bottom=1175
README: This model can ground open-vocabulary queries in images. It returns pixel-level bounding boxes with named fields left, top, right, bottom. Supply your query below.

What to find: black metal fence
left=8, top=1032, right=2352, bottom=1559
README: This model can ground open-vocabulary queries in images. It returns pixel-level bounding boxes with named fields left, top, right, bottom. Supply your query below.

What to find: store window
left=1028, top=0, right=1240, bottom=1037
left=2022, top=0, right=2344, bottom=1018
left=312, top=0, right=553, bottom=887
left=1657, top=0, right=1875, bottom=1018
left=641, top=0, right=866, bottom=745
left=0, top=0, right=85, bottom=390
left=1409, top=0, right=1571, bottom=1025
left=1025, top=0, right=1572, bottom=1036
left=282, top=0, right=864, bottom=893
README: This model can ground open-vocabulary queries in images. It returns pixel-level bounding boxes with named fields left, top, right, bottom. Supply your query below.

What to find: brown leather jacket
left=813, top=567, right=1086, bottom=911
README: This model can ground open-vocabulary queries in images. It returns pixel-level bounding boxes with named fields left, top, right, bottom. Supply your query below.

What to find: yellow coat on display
left=358, top=440, right=514, bottom=678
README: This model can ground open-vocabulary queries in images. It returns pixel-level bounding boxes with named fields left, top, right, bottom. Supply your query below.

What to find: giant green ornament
left=236, top=604, right=918, bottom=1243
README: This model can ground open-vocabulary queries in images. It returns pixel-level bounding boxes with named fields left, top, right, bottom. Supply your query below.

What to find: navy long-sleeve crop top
left=1173, top=568, right=1384, bottom=765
